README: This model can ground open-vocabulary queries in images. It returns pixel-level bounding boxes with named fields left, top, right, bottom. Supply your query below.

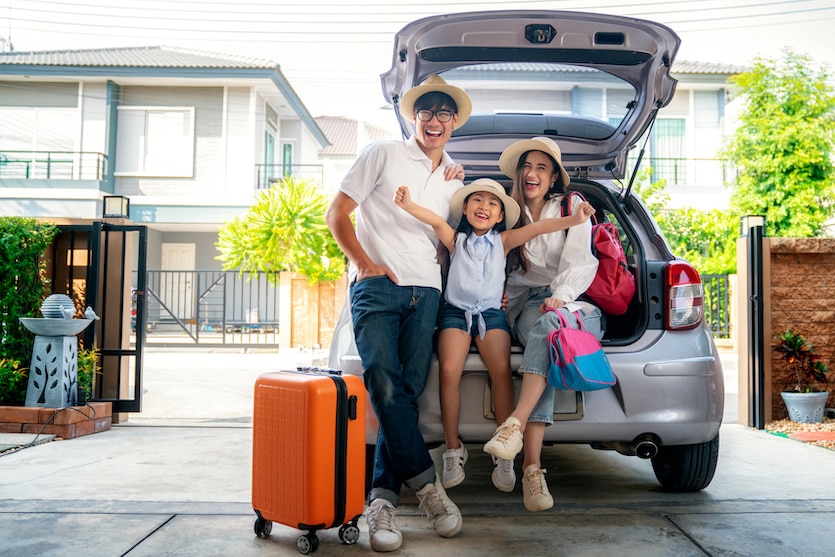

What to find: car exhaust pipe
left=631, top=434, right=660, bottom=459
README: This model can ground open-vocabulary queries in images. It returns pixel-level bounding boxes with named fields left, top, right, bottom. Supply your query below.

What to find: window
left=650, top=118, right=685, bottom=185
left=281, top=142, right=293, bottom=177
left=115, top=107, right=195, bottom=177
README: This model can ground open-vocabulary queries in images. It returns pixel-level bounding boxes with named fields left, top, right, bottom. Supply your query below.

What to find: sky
left=3, top=0, right=835, bottom=129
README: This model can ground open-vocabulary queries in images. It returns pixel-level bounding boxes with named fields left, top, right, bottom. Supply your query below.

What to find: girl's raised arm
left=501, top=201, right=595, bottom=254
left=394, top=186, right=457, bottom=253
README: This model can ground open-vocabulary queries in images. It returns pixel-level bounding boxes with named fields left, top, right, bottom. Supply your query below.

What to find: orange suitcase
left=251, top=368, right=366, bottom=554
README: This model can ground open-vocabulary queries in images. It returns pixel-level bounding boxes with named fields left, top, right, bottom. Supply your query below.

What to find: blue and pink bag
left=547, top=310, right=616, bottom=391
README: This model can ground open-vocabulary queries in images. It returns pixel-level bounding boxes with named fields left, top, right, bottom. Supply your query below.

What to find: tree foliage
left=215, top=177, right=345, bottom=284
left=634, top=173, right=737, bottom=275
left=723, top=48, right=835, bottom=237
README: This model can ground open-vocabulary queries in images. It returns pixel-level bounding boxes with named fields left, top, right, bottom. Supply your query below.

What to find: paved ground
left=1, top=349, right=834, bottom=556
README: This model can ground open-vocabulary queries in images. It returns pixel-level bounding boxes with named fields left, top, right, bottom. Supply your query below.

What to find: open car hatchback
left=330, top=10, right=723, bottom=492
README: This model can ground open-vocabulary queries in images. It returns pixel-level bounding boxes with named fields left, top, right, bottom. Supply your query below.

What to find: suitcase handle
left=296, top=366, right=343, bottom=376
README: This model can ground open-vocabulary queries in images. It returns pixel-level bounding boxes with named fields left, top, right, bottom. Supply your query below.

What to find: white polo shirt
left=339, top=136, right=463, bottom=290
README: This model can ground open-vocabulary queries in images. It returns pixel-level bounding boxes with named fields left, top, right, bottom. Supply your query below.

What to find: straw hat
left=449, top=178, right=520, bottom=229
left=498, top=136, right=570, bottom=188
left=399, top=75, right=472, bottom=129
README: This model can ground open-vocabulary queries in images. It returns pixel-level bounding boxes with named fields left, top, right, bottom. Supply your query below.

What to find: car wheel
left=651, top=434, right=719, bottom=492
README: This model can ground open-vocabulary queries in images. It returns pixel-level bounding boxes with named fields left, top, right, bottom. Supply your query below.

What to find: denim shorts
left=438, top=303, right=511, bottom=337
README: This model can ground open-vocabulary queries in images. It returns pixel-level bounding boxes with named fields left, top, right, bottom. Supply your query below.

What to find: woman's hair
left=506, top=150, right=564, bottom=274
left=455, top=192, right=508, bottom=234
left=414, top=91, right=458, bottom=114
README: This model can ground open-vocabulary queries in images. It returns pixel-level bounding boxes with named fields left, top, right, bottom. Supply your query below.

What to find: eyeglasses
left=416, top=109, right=455, bottom=123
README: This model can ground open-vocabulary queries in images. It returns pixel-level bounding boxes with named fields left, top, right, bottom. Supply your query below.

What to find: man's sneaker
left=521, top=464, right=554, bottom=512
left=491, top=456, right=516, bottom=492
left=441, top=443, right=468, bottom=488
left=415, top=477, right=463, bottom=538
left=483, top=416, right=523, bottom=460
left=366, top=498, right=402, bottom=552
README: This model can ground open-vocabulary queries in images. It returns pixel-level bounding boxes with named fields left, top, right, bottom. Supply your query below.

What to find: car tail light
left=665, top=261, right=703, bottom=330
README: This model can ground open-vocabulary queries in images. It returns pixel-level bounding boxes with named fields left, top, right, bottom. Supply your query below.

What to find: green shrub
left=0, top=217, right=59, bottom=362
left=0, top=358, right=28, bottom=406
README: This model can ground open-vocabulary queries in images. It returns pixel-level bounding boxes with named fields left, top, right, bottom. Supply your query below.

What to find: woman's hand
left=540, top=296, right=565, bottom=313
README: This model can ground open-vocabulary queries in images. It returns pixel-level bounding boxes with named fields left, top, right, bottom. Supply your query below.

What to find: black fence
left=134, top=270, right=732, bottom=346
left=135, top=270, right=281, bottom=346
left=702, top=274, right=731, bottom=339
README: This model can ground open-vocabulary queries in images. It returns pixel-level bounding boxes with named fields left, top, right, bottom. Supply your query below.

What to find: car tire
left=651, top=434, right=719, bottom=492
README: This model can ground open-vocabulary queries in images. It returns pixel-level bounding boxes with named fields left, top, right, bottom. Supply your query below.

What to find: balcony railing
left=630, top=157, right=736, bottom=188
left=0, top=150, right=106, bottom=180
left=256, top=164, right=324, bottom=189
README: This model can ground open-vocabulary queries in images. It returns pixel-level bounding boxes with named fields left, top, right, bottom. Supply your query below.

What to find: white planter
left=780, top=391, right=830, bottom=423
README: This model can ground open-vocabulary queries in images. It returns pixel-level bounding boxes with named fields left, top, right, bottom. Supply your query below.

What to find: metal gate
left=50, top=222, right=147, bottom=413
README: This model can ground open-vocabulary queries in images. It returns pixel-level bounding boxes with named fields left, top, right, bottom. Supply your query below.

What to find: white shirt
left=505, top=194, right=599, bottom=323
left=444, top=229, right=506, bottom=338
left=339, top=136, right=463, bottom=290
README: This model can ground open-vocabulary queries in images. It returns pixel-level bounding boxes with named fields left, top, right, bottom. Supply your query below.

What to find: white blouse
left=505, top=194, right=599, bottom=323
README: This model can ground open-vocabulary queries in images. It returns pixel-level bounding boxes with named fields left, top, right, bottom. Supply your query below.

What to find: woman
left=482, top=136, right=603, bottom=512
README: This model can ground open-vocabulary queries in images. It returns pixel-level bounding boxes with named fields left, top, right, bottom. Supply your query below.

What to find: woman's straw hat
left=499, top=136, right=570, bottom=187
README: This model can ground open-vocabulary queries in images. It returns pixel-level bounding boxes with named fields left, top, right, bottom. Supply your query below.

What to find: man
left=325, top=75, right=471, bottom=552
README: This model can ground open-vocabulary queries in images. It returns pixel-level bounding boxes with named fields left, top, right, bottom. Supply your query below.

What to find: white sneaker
left=521, top=464, right=554, bottom=512
left=491, top=456, right=516, bottom=492
left=366, top=498, right=402, bottom=552
left=483, top=417, right=523, bottom=460
left=415, top=477, right=463, bottom=538
left=441, top=443, right=468, bottom=488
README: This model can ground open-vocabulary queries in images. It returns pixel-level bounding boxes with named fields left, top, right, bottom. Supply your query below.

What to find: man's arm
left=325, top=191, right=398, bottom=283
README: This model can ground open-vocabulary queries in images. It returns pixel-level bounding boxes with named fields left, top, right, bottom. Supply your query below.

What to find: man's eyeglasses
left=416, top=109, right=455, bottom=123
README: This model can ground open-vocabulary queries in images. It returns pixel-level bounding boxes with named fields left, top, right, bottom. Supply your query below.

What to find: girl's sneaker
left=483, top=417, right=523, bottom=460
left=441, top=443, right=468, bottom=488
left=491, top=456, right=516, bottom=492
left=521, top=464, right=554, bottom=511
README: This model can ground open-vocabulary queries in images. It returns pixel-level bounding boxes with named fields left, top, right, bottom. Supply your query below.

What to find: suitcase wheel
left=253, top=517, right=272, bottom=538
left=339, top=523, right=360, bottom=545
left=297, top=532, right=319, bottom=554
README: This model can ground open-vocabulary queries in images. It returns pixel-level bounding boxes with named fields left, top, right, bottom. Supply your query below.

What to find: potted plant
left=772, top=329, right=833, bottom=423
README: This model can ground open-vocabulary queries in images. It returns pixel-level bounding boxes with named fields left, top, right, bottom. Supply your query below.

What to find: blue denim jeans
left=350, top=276, right=440, bottom=506
left=512, top=287, right=604, bottom=425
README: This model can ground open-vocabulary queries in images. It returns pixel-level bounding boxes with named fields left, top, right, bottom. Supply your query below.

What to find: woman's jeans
left=350, top=276, right=440, bottom=506
left=513, top=287, right=604, bottom=425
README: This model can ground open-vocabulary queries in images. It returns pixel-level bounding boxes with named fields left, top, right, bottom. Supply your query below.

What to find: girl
left=394, top=178, right=593, bottom=493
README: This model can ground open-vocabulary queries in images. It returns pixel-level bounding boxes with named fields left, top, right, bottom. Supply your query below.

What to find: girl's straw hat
left=449, top=178, right=520, bottom=228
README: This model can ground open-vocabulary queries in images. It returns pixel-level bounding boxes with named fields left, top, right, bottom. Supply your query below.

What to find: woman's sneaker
left=366, top=498, right=402, bottom=552
left=415, top=478, right=463, bottom=538
left=491, top=456, right=516, bottom=492
left=441, top=443, right=468, bottom=488
left=521, top=464, right=554, bottom=511
left=483, top=417, right=523, bottom=460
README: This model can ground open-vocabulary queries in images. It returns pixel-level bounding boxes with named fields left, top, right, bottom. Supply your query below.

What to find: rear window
left=442, top=62, right=635, bottom=141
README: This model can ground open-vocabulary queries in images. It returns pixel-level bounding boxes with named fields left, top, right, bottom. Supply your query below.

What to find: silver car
left=330, top=10, right=723, bottom=492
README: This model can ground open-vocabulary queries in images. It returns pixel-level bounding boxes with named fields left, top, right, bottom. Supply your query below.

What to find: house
left=0, top=46, right=329, bottom=274
left=659, top=60, right=747, bottom=210
left=315, top=115, right=398, bottom=192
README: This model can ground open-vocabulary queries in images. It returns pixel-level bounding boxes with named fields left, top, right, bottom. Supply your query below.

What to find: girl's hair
left=506, top=150, right=564, bottom=274
left=414, top=91, right=458, bottom=114
left=456, top=191, right=508, bottom=234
